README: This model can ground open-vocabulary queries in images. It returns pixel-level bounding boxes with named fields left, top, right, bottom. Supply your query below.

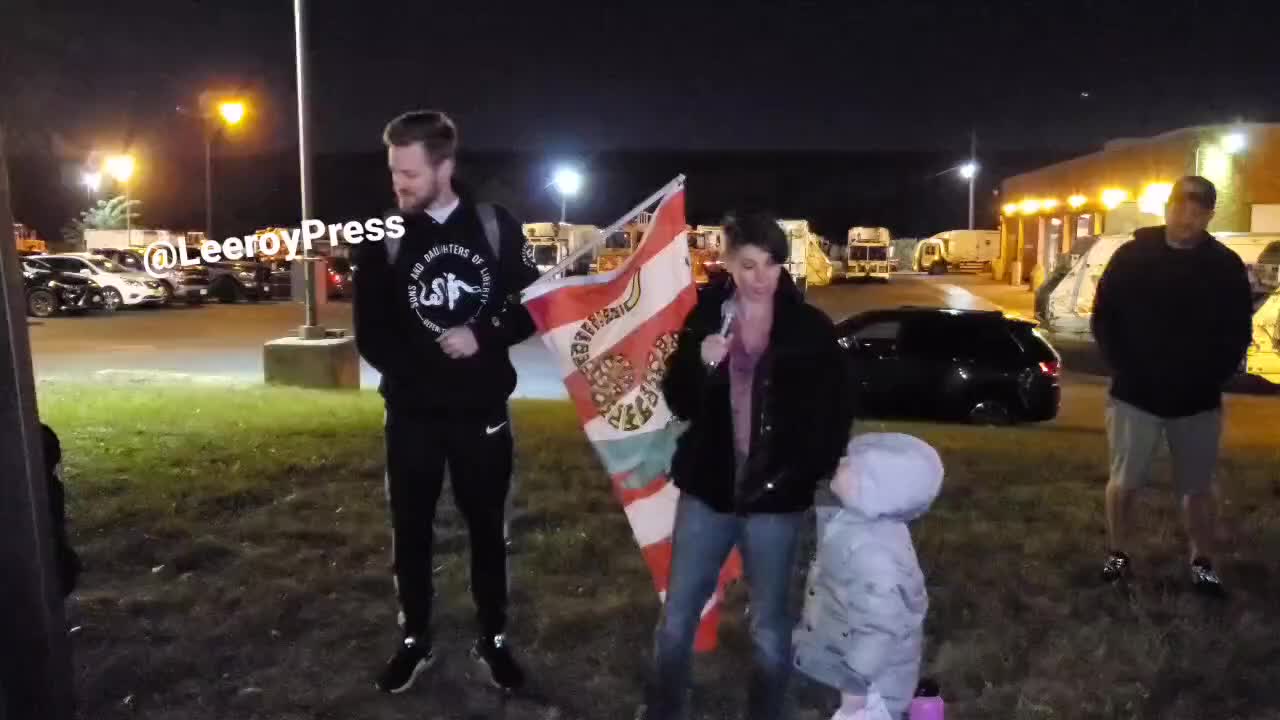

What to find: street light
left=204, top=98, right=248, bottom=242
left=81, top=171, right=102, bottom=199
left=218, top=101, right=246, bottom=126
left=959, top=162, right=978, bottom=229
left=551, top=166, right=583, bottom=223
left=104, top=154, right=136, bottom=245
left=104, top=154, right=134, bottom=183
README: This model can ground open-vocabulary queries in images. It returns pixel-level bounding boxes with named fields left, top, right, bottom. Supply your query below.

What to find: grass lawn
left=35, top=380, right=1280, bottom=720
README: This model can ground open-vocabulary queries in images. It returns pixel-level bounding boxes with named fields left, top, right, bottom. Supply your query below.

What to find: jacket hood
left=834, top=432, right=943, bottom=522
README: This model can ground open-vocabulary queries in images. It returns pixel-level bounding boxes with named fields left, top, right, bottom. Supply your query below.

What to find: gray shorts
left=1105, top=397, right=1222, bottom=496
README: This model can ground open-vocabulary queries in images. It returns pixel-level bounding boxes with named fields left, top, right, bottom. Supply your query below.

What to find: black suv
left=177, top=247, right=272, bottom=303
left=21, top=259, right=103, bottom=317
left=836, top=307, right=1062, bottom=425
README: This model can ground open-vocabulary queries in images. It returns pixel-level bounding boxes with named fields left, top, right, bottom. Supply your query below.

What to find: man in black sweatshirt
left=354, top=111, right=541, bottom=695
left=1091, top=176, right=1254, bottom=596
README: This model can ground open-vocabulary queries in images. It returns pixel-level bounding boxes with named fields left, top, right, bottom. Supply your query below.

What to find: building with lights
left=995, top=123, right=1280, bottom=288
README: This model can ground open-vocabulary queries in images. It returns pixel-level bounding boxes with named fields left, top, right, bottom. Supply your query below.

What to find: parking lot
left=26, top=272, right=1278, bottom=435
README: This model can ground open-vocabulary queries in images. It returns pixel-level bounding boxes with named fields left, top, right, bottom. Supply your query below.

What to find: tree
left=60, top=195, right=141, bottom=246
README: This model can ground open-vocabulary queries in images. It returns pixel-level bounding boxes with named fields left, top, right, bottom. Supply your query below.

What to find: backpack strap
left=383, top=204, right=500, bottom=265
left=477, top=202, right=501, bottom=260
left=383, top=212, right=402, bottom=265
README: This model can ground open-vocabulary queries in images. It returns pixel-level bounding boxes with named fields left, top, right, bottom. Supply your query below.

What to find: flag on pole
left=521, top=177, right=742, bottom=652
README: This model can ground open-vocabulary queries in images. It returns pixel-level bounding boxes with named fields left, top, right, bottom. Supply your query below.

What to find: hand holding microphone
left=701, top=297, right=736, bottom=368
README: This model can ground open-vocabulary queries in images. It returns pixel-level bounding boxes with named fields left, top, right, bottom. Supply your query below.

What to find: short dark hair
left=1172, top=175, right=1217, bottom=211
left=723, top=211, right=788, bottom=264
left=382, top=110, right=458, bottom=163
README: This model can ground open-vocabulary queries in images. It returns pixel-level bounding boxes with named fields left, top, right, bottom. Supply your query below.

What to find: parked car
left=191, top=248, right=273, bottom=303
left=21, top=259, right=103, bottom=317
left=836, top=306, right=1061, bottom=425
left=30, top=253, right=167, bottom=311
left=88, top=247, right=211, bottom=305
left=327, top=256, right=352, bottom=298
left=266, top=256, right=352, bottom=300
left=267, top=260, right=292, bottom=299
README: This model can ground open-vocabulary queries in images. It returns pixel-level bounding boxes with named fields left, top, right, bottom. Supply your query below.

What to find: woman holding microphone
left=642, top=212, right=855, bottom=720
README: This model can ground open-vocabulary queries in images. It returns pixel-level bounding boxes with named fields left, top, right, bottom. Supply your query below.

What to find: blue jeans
left=646, top=493, right=805, bottom=720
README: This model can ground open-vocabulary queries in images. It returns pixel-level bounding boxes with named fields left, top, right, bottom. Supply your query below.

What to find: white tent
left=1248, top=290, right=1280, bottom=381
left=1042, top=232, right=1280, bottom=382
left=1042, top=234, right=1131, bottom=336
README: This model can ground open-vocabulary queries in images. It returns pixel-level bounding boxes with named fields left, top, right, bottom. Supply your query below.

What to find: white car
left=32, top=253, right=169, bottom=311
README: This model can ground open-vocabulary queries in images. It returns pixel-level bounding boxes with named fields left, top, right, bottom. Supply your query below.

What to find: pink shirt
left=727, top=304, right=772, bottom=467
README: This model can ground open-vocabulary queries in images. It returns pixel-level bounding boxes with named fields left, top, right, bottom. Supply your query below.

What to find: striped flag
left=521, top=178, right=742, bottom=652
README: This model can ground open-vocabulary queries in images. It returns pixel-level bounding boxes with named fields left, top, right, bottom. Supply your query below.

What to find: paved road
left=28, top=275, right=1010, bottom=397
left=27, top=274, right=1280, bottom=435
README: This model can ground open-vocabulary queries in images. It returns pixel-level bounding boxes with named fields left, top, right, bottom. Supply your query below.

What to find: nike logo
left=485, top=422, right=508, bottom=435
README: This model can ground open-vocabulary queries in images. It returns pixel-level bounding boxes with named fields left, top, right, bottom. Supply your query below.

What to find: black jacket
left=1091, top=226, right=1254, bottom=418
left=352, top=192, right=542, bottom=414
left=663, top=272, right=855, bottom=515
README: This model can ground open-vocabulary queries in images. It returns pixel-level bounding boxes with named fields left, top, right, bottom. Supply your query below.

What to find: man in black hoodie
left=1091, top=176, right=1254, bottom=596
left=354, top=110, right=541, bottom=694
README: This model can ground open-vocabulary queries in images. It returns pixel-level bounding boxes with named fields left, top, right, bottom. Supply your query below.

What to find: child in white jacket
left=793, top=433, right=944, bottom=720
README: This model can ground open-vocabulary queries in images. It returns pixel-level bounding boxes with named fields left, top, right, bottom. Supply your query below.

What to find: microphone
left=719, top=296, right=737, bottom=337
left=705, top=296, right=737, bottom=369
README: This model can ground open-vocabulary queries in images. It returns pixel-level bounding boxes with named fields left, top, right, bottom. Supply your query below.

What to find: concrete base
left=263, top=336, right=359, bottom=389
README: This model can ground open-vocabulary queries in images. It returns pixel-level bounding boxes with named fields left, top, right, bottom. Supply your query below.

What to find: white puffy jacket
left=792, top=433, right=943, bottom=720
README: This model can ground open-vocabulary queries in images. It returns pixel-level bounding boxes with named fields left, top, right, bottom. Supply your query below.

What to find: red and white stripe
left=523, top=184, right=742, bottom=652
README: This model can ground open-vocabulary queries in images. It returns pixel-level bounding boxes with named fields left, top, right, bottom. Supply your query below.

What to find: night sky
left=6, top=0, right=1278, bottom=155
left=3, top=0, right=1279, bottom=238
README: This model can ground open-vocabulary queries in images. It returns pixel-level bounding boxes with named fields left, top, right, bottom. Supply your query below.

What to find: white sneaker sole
left=384, top=654, right=436, bottom=695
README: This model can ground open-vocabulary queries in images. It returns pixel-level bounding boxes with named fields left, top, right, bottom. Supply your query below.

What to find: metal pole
left=968, top=130, right=977, bottom=230
left=125, top=180, right=132, bottom=246
left=205, top=130, right=214, bottom=243
left=560, top=194, right=567, bottom=224
left=0, top=126, right=76, bottom=720
left=968, top=177, right=975, bottom=230
left=294, top=0, right=322, bottom=337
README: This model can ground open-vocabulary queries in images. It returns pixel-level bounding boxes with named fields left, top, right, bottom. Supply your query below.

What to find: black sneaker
left=376, top=636, right=435, bottom=694
left=1101, top=550, right=1131, bottom=583
left=1191, top=557, right=1226, bottom=597
left=472, top=634, right=525, bottom=692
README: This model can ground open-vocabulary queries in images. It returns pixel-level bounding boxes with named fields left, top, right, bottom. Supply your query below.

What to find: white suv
left=32, top=253, right=168, bottom=311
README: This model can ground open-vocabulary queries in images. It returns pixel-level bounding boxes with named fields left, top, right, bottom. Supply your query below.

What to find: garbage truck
left=522, top=222, right=602, bottom=277
left=914, top=229, right=1000, bottom=274
left=777, top=219, right=834, bottom=293
left=845, top=226, right=893, bottom=281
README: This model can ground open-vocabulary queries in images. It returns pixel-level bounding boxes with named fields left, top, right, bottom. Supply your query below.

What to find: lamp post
left=105, top=154, right=135, bottom=245
left=959, top=162, right=977, bottom=230
left=294, top=0, right=323, bottom=337
left=205, top=100, right=246, bottom=243
left=960, top=130, right=978, bottom=230
left=551, top=166, right=583, bottom=224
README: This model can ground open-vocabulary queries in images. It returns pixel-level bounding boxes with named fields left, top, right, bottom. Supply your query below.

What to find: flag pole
left=528, top=173, right=686, bottom=291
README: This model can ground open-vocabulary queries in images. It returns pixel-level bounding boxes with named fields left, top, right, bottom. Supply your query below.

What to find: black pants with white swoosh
left=383, top=404, right=513, bottom=641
